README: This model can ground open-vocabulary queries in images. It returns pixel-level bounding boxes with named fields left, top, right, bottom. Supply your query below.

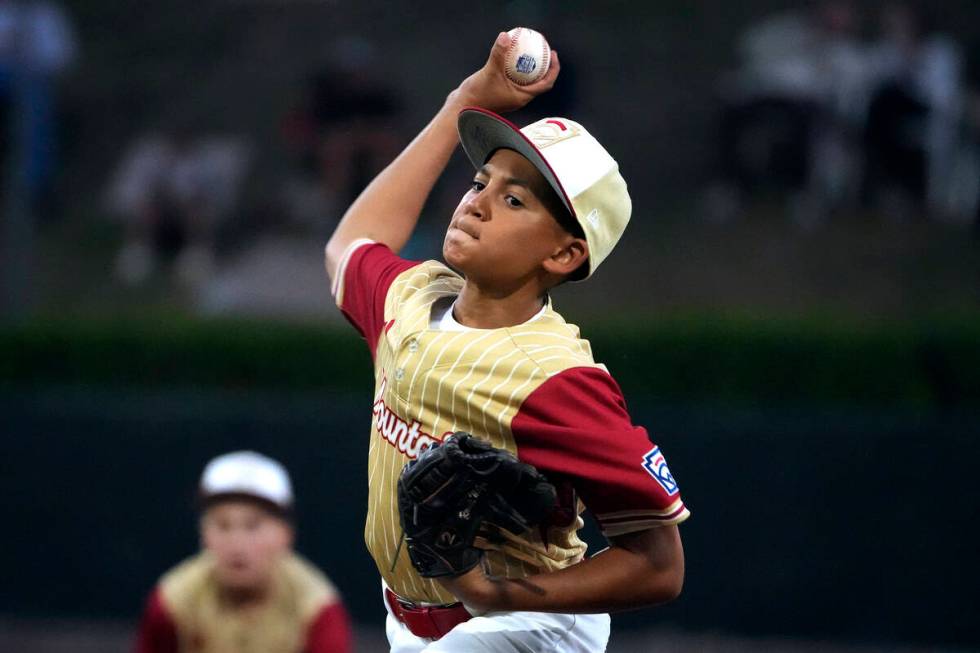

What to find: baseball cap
left=457, top=107, right=632, bottom=279
left=198, top=451, right=293, bottom=515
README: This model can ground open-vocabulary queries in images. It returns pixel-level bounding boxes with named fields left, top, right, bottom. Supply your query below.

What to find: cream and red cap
left=457, top=107, right=632, bottom=278
left=199, top=450, right=293, bottom=514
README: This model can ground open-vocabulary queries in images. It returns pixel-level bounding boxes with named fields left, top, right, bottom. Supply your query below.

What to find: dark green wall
left=3, top=317, right=979, bottom=407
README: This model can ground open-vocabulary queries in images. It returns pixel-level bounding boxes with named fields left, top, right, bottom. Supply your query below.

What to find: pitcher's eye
left=505, top=195, right=524, bottom=208
left=470, top=180, right=486, bottom=192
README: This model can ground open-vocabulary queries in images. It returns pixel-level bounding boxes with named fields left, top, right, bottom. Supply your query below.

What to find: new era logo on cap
left=585, top=208, right=600, bottom=229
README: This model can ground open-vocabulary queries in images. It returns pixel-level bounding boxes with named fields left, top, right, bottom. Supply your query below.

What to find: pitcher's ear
left=543, top=238, right=589, bottom=277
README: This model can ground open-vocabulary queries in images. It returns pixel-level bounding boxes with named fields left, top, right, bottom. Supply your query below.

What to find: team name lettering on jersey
left=372, top=377, right=438, bottom=458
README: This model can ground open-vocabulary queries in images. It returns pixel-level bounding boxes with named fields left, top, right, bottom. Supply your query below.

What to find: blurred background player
left=133, top=450, right=352, bottom=653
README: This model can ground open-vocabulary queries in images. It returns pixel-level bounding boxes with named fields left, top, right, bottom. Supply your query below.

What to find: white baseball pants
left=383, top=587, right=610, bottom=652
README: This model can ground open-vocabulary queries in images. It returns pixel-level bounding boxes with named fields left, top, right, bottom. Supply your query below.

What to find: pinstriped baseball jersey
left=334, top=240, right=690, bottom=605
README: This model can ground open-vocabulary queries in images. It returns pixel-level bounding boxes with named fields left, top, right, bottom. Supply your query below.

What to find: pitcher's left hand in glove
left=397, top=431, right=557, bottom=578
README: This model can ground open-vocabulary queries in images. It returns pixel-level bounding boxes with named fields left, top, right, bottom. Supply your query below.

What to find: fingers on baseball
left=536, top=49, right=560, bottom=88
left=487, top=31, right=558, bottom=91
left=488, top=31, right=511, bottom=66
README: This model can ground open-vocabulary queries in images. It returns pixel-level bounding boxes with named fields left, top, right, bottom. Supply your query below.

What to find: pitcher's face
left=444, top=148, right=574, bottom=286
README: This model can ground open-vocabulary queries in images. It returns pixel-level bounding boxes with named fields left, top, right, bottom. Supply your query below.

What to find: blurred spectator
left=104, top=125, right=251, bottom=287
left=705, top=1, right=868, bottom=227
left=862, top=3, right=963, bottom=220
left=280, top=35, right=403, bottom=231
left=134, top=451, right=352, bottom=653
left=0, top=0, right=76, bottom=213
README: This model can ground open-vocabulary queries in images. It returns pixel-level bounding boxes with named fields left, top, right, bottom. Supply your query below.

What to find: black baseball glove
left=396, top=431, right=557, bottom=578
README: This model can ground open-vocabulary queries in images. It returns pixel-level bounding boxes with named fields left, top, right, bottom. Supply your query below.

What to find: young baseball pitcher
left=325, top=30, right=690, bottom=652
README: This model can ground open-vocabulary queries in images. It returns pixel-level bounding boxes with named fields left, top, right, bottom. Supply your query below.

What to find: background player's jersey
left=134, top=552, right=350, bottom=653
left=335, top=240, right=690, bottom=605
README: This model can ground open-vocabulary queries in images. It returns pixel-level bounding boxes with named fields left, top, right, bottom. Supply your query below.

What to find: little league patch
left=642, top=447, right=679, bottom=496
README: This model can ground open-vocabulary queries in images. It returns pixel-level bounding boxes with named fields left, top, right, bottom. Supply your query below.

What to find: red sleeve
left=304, top=601, right=353, bottom=653
left=511, top=367, right=690, bottom=535
left=133, top=588, right=178, bottom=653
left=332, top=241, right=418, bottom=359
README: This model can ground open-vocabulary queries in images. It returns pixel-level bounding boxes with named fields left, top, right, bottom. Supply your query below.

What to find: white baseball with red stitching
left=504, top=27, right=551, bottom=86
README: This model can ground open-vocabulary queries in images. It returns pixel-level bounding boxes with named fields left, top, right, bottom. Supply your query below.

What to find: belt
left=384, top=587, right=472, bottom=640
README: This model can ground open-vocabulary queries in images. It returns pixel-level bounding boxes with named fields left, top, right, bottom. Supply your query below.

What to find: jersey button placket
left=395, top=335, right=418, bottom=384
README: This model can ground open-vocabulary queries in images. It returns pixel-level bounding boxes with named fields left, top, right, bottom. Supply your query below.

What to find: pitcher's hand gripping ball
left=397, top=432, right=557, bottom=577
left=504, top=27, right=551, bottom=85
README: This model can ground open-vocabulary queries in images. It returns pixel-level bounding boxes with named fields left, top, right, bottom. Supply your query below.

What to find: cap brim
left=457, top=108, right=576, bottom=221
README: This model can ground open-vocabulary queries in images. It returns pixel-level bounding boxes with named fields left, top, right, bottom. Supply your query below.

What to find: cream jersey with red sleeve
left=333, top=241, right=690, bottom=605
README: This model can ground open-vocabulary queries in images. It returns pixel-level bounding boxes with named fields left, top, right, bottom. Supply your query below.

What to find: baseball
left=503, top=27, right=551, bottom=86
